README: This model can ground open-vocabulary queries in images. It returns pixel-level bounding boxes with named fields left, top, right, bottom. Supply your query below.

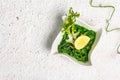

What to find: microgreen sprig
left=61, top=7, right=80, bottom=38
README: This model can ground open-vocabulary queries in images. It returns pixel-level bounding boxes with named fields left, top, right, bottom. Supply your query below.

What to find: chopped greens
left=58, top=8, right=96, bottom=63
left=90, top=0, right=120, bottom=54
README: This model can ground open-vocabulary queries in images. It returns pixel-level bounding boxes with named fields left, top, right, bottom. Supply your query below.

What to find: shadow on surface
left=45, top=11, right=64, bottom=50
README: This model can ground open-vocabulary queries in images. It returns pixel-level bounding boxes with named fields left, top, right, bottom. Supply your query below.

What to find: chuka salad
left=58, top=8, right=96, bottom=63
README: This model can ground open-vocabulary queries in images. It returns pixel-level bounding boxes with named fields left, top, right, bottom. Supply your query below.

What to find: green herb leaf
left=61, top=7, right=80, bottom=38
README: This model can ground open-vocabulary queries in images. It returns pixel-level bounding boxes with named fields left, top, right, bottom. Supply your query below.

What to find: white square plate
left=51, top=16, right=103, bottom=65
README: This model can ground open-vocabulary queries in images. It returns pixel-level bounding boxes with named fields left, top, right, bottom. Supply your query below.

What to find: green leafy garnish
left=61, top=7, right=80, bottom=39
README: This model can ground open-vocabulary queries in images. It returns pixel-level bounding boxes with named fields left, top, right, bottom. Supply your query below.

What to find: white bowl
left=51, top=16, right=103, bottom=66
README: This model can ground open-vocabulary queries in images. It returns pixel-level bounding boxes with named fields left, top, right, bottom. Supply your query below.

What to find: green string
left=89, top=0, right=120, bottom=53
left=117, top=44, right=120, bottom=54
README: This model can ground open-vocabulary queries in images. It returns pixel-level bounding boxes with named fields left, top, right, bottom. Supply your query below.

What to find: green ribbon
left=89, top=0, right=120, bottom=53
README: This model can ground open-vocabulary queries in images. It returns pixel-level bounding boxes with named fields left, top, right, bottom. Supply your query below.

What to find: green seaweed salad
left=58, top=7, right=96, bottom=63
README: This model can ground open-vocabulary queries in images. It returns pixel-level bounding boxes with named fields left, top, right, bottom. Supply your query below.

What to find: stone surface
left=0, top=0, right=120, bottom=80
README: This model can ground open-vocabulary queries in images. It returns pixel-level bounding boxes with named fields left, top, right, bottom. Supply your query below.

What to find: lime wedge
left=74, top=35, right=90, bottom=50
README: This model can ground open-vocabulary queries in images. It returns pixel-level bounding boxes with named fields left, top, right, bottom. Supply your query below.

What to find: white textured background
left=0, top=0, right=120, bottom=80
